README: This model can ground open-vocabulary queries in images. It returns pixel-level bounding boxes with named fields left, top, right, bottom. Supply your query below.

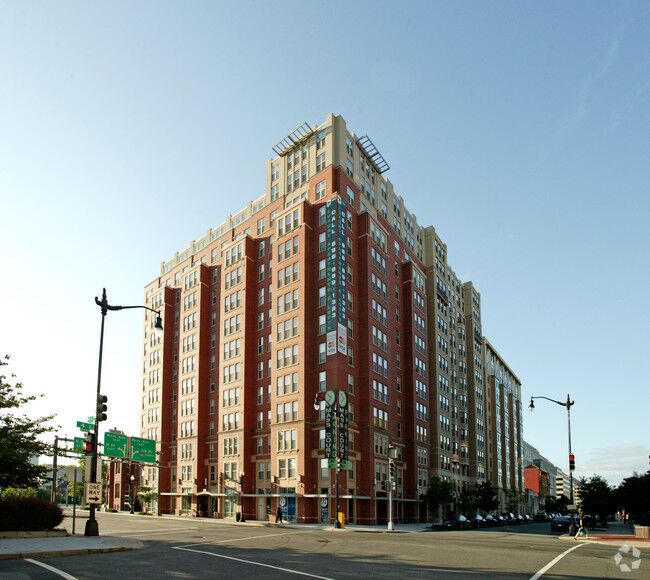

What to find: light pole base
left=334, top=520, right=341, bottom=528
left=387, top=520, right=395, bottom=531
left=84, top=519, right=99, bottom=536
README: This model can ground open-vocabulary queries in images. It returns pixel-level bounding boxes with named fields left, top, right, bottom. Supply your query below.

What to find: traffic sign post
left=84, top=482, right=102, bottom=505
left=130, top=436, right=156, bottom=463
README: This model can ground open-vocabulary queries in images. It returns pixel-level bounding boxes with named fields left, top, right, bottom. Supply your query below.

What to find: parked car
left=470, top=514, right=485, bottom=528
left=501, top=512, right=517, bottom=525
left=515, top=514, right=526, bottom=524
left=523, top=514, right=532, bottom=523
left=494, top=514, right=507, bottom=525
left=483, top=514, right=497, bottom=527
left=444, top=515, right=470, bottom=530
left=550, top=515, right=572, bottom=532
left=533, top=512, right=549, bottom=522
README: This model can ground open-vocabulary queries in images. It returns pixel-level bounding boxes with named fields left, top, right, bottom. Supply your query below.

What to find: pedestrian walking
left=276, top=505, right=284, bottom=525
left=574, top=514, right=589, bottom=539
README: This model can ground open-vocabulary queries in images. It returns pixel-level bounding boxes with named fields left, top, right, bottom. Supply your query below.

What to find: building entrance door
left=224, top=492, right=237, bottom=518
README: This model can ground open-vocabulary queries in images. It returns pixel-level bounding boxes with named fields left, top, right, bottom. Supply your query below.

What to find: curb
left=0, top=530, right=69, bottom=539
left=0, top=546, right=135, bottom=561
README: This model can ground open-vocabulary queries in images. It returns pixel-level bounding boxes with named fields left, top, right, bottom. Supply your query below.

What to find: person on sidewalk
left=276, top=505, right=284, bottom=525
left=574, top=514, right=589, bottom=539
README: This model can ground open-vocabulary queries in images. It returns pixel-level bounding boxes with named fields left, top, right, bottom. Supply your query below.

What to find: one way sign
left=84, top=482, right=102, bottom=505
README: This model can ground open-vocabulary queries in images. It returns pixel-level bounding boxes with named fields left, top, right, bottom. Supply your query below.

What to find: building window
left=315, top=181, right=326, bottom=200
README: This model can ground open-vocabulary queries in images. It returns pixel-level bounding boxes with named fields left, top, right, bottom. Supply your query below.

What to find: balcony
left=436, top=285, right=449, bottom=304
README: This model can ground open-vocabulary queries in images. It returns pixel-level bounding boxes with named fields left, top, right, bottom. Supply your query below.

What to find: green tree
left=0, top=355, right=57, bottom=489
left=138, top=486, right=157, bottom=513
left=475, top=481, right=500, bottom=513
left=545, top=495, right=570, bottom=514
left=457, top=486, right=477, bottom=515
left=578, top=475, right=615, bottom=521
left=425, top=476, right=454, bottom=522
left=615, top=471, right=650, bottom=524
left=505, top=489, right=520, bottom=513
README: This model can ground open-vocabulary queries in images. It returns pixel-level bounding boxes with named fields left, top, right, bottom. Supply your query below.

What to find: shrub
left=0, top=497, right=63, bottom=531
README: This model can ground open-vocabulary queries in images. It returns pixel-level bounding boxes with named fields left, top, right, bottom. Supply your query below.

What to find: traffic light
left=96, top=394, right=108, bottom=421
left=569, top=454, right=575, bottom=471
left=381, top=480, right=387, bottom=491
left=389, top=461, right=396, bottom=482
left=84, top=432, right=96, bottom=455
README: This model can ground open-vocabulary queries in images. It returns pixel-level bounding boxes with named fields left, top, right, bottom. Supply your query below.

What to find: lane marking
left=25, top=558, right=79, bottom=580
left=529, top=542, right=590, bottom=580
left=174, top=530, right=306, bottom=548
left=110, top=527, right=198, bottom=536
left=172, top=545, right=335, bottom=579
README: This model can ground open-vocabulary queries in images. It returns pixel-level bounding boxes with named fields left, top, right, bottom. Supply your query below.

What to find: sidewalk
left=0, top=535, right=142, bottom=560
left=560, top=520, right=650, bottom=548
left=62, top=507, right=433, bottom=533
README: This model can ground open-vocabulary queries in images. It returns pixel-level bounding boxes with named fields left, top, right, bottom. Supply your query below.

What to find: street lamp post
left=529, top=394, right=576, bottom=535
left=84, top=288, right=163, bottom=536
left=130, top=474, right=135, bottom=514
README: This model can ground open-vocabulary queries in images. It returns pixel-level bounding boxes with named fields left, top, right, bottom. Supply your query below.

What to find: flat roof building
left=141, top=114, right=525, bottom=523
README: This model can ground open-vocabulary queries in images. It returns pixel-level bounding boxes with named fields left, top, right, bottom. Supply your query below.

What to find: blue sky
left=1, top=1, right=648, bottom=484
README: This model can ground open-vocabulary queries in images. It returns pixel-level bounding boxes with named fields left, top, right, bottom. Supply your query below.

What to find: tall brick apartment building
left=141, top=114, right=524, bottom=523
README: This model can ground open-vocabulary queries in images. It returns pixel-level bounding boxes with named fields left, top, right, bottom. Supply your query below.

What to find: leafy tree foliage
left=0, top=355, right=57, bottom=489
left=425, top=476, right=454, bottom=521
left=545, top=494, right=570, bottom=514
left=475, top=480, right=500, bottom=513
left=457, top=486, right=477, bottom=515
left=616, top=471, right=650, bottom=525
left=505, top=488, right=520, bottom=513
left=138, top=486, right=157, bottom=513
left=578, top=475, right=616, bottom=521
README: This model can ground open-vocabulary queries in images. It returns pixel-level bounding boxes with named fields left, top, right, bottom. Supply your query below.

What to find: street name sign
left=84, top=482, right=102, bottom=504
left=76, top=421, right=94, bottom=432
left=130, top=436, right=156, bottom=462
left=73, top=437, right=84, bottom=454
left=104, top=432, right=128, bottom=459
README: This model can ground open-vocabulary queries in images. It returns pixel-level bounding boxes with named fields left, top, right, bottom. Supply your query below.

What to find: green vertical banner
left=338, top=391, right=349, bottom=468
left=336, top=198, right=348, bottom=355
left=326, top=200, right=338, bottom=356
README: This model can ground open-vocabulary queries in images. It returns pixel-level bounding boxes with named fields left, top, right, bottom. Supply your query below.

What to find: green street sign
left=76, top=421, right=94, bottom=432
left=130, top=436, right=156, bottom=463
left=104, top=432, right=128, bottom=459
left=87, top=416, right=94, bottom=424
left=73, top=437, right=84, bottom=454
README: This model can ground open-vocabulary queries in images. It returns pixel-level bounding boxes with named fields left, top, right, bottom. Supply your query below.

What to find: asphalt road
left=0, top=512, right=646, bottom=579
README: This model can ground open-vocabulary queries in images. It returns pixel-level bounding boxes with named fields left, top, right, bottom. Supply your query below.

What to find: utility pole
left=51, top=435, right=58, bottom=504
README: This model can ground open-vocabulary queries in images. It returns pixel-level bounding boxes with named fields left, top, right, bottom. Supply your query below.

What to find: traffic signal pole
left=566, top=395, right=576, bottom=536
left=85, top=291, right=107, bottom=537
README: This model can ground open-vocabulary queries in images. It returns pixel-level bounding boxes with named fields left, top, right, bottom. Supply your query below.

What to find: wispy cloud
left=577, top=443, right=648, bottom=485
left=558, top=24, right=624, bottom=135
